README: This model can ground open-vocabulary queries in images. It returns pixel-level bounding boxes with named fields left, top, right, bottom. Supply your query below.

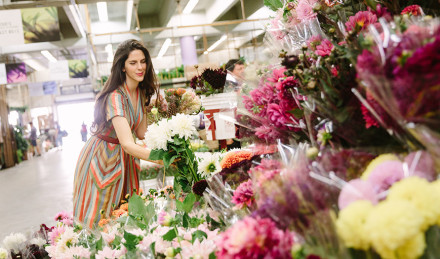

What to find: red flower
left=345, top=11, right=377, bottom=32
left=401, top=5, right=422, bottom=16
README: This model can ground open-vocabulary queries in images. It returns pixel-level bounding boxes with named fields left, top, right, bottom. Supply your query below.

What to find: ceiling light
left=203, top=51, right=208, bottom=55
left=97, top=2, right=108, bottom=22
left=207, top=35, right=227, bottom=52
left=126, top=0, right=133, bottom=29
left=183, top=0, right=199, bottom=14
left=41, top=50, right=57, bottom=63
left=157, top=38, right=172, bottom=58
left=20, top=53, right=46, bottom=71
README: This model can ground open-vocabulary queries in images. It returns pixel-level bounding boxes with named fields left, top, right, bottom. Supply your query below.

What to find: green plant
left=14, top=126, right=29, bottom=162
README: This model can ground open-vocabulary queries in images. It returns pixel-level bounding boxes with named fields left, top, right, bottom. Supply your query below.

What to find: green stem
left=173, top=226, right=183, bottom=259
left=184, top=144, right=200, bottom=183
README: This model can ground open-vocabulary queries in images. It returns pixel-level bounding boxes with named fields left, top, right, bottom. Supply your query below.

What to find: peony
left=338, top=179, right=378, bottom=209
left=169, top=113, right=198, bottom=140
left=345, top=11, right=377, bottom=32
left=387, top=177, right=440, bottom=229
left=197, top=152, right=222, bottom=179
left=365, top=160, right=405, bottom=195
left=2, top=233, right=27, bottom=254
left=336, top=200, right=373, bottom=250
left=295, top=0, right=319, bottom=22
left=361, top=154, right=399, bottom=180
left=232, top=179, right=254, bottom=209
left=365, top=200, right=424, bottom=258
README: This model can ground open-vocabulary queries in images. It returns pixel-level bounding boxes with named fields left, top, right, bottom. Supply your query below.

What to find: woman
left=73, top=39, right=158, bottom=228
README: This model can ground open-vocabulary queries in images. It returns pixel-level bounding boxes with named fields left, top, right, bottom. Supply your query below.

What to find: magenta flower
left=315, top=39, right=334, bottom=57
left=368, top=4, right=391, bottom=20
left=232, top=179, right=254, bottom=209
left=345, top=11, right=377, bottom=32
left=216, top=216, right=295, bottom=259
left=338, top=179, right=378, bottom=209
left=255, top=125, right=282, bottom=142
left=401, top=5, right=422, bottom=16
left=48, top=225, right=66, bottom=245
left=295, top=0, right=319, bottom=22
left=331, top=66, right=338, bottom=77
left=266, top=103, right=291, bottom=129
left=306, top=35, right=323, bottom=51
left=54, top=211, right=71, bottom=222
left=267, top=67, right=287, bottom=83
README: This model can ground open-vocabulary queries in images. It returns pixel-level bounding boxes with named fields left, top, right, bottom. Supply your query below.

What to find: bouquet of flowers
left=190, top=67, right=227, bottom=96
left=146, top=87, right=201, bottom=125
left=145, top=113, right=205, bottom=195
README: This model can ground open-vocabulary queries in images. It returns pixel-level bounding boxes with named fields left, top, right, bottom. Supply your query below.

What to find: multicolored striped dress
left=73, top=85, right=143, bottom=229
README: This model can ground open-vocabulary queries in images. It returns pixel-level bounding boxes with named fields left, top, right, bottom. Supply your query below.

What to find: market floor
left=0, top=138, right=84, bottom=241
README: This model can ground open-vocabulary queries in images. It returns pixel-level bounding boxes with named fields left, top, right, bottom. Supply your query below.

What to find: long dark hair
left=92, top=39, right=158, bottom=135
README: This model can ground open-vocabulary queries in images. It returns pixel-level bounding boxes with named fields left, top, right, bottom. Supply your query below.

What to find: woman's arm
left=135, top=113, right=148, bottom=140
left=112, top=116, right=160, bottom=163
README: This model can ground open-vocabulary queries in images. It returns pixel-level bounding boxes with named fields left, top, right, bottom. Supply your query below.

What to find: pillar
left=180, top=36, right=198, bottom=66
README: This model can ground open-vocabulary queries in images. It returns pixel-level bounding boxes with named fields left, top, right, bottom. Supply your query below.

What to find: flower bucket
left=201, top=92, right=237, bottom=140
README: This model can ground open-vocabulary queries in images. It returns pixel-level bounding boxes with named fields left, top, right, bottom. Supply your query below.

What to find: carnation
left=232, top=179, right=254, bottom=209
left=364, top=200, right=424, bottom=258
left=336, top=200, right=373, bottom=250
left=169, top=113, right=198, bottom=140
left=2, top=233, right=26, bottom=254
left=387, top=177, right=440, bottom=229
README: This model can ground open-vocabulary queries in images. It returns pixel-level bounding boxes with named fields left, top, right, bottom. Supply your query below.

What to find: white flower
left=30, top=237, right=47, bottom=248
left=169, top=113, right=198, bottom=140
left=145, top=119, right=172, bottom=150
left=2, top=233, right=26, bottom=254
left=0, top=248, right=7, bottom=259
left=197, top=153, right=222, bottom=179
left=58, top=227, right=79, bottom=249
left=151, top=107, right=158, bottom=115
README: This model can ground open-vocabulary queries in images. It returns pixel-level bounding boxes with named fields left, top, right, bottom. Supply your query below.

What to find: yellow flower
left=388, top=176, right=440, bottom=229
left=361, top=154, right=399, bottom=180
left=430, top=180, right=440, bottom=225
left=336, top=200, right=373, bottom=250
left=395, top=232, right=426, bottom=259
left=365, top=200, right=424, bottom=258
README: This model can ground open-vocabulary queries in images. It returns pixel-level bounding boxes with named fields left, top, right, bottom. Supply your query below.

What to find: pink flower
left=268, top=67, right=287, bottom=83
left=255, top=125, right=282, bottom=142
left=54, top=211, right=70, bottom=222
left=365, top=161, right=405, bottom=194
left=158, top=211, right=172, bottom=226
left=331, top=66, right=338, bottom=77
left=232, top=180, right=254, bottom=209
left=48, top=225, right=65, bottom=245
left=338, top=179, right=378, bottom=209
left=315, top=39, right=334, bottom=57
left=61, top=218, right=73, bottom=226
left=404, top=151, right=436, bottom=181
left=269, top=10, right=287, bottom=40
left=181, top=239, right=216, bottom=259
left=68, top=246, right=92, bottom=258
left=345, top=11, right=377, bottom=32
left=307, top=35, right=323, bottom=50
left=95, top=246, right=127, bottom=259
left=216, top=216, right=295, bottom=258
left=401, top=5, right=422, bottom=16
left=267, top=103, right=290, bottom=129
left=295, top=0, right=319, bottom=22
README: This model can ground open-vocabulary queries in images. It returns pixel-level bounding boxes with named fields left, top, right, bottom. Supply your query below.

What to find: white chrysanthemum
left=2, top=233, right=26, bottom=254
left=30, top=237, right=47, bottom=248
left=57, top=227, right=79, bottom=250
left=145, top=119, right=172, bottom=150
left=0, top=248, right=7, bottom=259
left=169, top=113, right=197, bottom=140
left=198, top=152, right=222, bottom=179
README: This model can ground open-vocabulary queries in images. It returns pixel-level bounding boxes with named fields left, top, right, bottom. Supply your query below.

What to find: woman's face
left=123, top=49, right=147, bottom=84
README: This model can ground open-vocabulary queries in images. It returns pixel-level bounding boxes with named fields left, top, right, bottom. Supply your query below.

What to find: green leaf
left=112, top=235, right=122, bottom=248
left=209, top=252, right=217, bottom=259
left=183, top=193, right=196, bottom=214
left=148, top=149, right=167, bottom=161
left=163, top=152, right=178, bottom=169
left=191, top=230, right=207, bottom=244
left=176, top=199, right=184, bottom=212
left=288, top=108, right=304, bottom=119
left=128, top=194, right=147, bottom=221
left=264, top=0, right=283, bottom=11
left=95, top=237, right=103, bottom=251
left=183, top=213, right=190, bottom=228
left=144, top=201, right=155, bottom=225
left=123, top=231, right=140, bottom=251
left=150, top=241, right=156, bottom=256
left=162, top=229, right=177, bottom=241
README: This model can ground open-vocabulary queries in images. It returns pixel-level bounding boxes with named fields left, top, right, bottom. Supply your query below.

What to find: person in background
left=29, top=121, right=41, bottom=156
left=73, top=39, right=162, bottom=229
left=55, top=122, right=64, bottom=150
left=80, top=122, right=88, bottom=142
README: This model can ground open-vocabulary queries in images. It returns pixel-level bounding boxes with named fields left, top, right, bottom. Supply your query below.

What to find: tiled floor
left=0, top=139, right=83, bottom=241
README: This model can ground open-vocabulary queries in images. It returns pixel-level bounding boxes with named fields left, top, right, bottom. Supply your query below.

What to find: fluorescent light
left=41, top=50, right=57, bottom=63
left=203, top=51, right=208, bottom=55
left=157, top=38, right=172, bottom=58
left=183, top=0, right=199, bottom=14
left=68, top=5, right=86, bottom=37
left=207, top=35, right=227, bottom=52
left=21, top=53, right=47, bottom=71
left=97, top=2, right=108, bottom=22
left=126, top=0, right=133, bottom=29
left=105, top=44, right=113, bottom=62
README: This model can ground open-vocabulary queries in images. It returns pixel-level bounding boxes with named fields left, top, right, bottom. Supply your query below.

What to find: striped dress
left=73, top=85, right=143, bottom=229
